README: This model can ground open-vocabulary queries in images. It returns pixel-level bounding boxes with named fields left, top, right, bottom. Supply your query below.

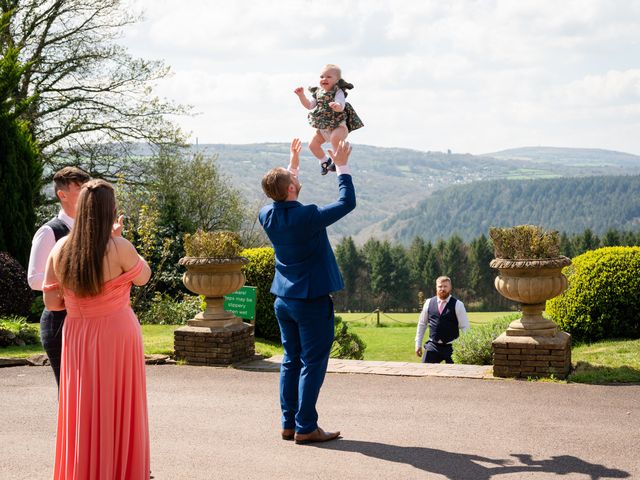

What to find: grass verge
left=2, top=316, right=639, bottom=384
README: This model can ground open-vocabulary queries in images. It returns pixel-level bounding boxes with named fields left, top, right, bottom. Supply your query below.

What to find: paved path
left=1, top=364, right=639, bottom=479
left=240, top=355, right=494, bottom=379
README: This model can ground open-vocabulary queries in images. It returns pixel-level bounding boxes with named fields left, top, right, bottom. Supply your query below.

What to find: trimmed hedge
left=241, top=247, right=279, bottom=341
left=0, top=251, right=33, bottom=317
left=546, top=246, right=640, bottom=341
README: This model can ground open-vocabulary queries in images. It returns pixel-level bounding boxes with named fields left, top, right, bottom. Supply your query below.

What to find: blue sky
left=124, top=0, right=640, bottom=155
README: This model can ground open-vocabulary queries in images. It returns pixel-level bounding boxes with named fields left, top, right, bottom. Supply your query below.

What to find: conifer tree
left=0, top=42, right=41, bottom=266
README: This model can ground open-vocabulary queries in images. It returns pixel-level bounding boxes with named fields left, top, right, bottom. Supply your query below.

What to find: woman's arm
left=119, top=238, right=152, bottom=286
left=43, top=242, right=65, bottom=311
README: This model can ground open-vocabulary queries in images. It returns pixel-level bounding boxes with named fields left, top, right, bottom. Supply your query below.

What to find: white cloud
left=121, top=0, right=640, bottom=154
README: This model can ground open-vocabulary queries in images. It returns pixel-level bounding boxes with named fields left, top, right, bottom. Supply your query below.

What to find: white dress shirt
left=308, top=89, right=346, bottom=111
left=27, top=209, right=74, bottom=291
left=414, top=295, right=470, bottom=348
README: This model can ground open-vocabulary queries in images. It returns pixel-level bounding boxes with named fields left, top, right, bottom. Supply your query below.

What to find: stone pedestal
left=174, top=322, right=254, bottom=366
left=492, top=331, right=571, bottom=379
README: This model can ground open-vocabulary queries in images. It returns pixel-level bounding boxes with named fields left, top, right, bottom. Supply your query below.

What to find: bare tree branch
left=2, top=0, right=190, bottom=180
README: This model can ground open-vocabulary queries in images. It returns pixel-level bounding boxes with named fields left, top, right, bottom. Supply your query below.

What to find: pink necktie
left=438, top=300, right=445, bottom=314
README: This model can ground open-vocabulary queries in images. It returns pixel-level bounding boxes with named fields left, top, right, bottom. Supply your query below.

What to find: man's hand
left=328, top=140, right=351, bottom=167
left=289, top=138, right=302, bottom=170
left=416, top=347, right=423, bottom=358
left=112, top=214, right=125, bottom=237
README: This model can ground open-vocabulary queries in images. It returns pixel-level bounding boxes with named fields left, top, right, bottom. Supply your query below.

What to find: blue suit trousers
left=274, top=295, right=335, bottom=434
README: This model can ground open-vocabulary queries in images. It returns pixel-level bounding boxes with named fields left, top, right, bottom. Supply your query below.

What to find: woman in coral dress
left=44, top=179, right=152, bottom=480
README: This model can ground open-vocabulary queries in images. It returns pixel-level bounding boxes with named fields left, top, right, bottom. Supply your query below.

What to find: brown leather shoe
left=281, top=428, right=295, bottom=441
left=294, top=427, right=341, bottom=445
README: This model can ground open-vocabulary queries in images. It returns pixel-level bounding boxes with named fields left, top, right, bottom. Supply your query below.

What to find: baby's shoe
left=320, top=159, right=337, bottom=175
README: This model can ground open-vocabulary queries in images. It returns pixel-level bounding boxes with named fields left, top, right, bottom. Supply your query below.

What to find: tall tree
left=407, top=236, right=429, bottom=294
left=601, top=229, right=621, bottom=247
left=574, top=228, right=600, bottom=255
left=0, top=38, right=41, bottom=266
left=1, top=0, right=188, bottom=181
left=370, top=241, right=394, bottom=310
left=468, top=234, right=495, bottom=309
left=334, top=236, right=363, bottom=311
left=115, top=149, right=246, bottom=297
left=442, top=234, right=469, bottom=291
left=389, top=244, right=413, bottom=310
left=421, top=247, right=441, bottom=297
left=559, top=232, right=574, bottom=257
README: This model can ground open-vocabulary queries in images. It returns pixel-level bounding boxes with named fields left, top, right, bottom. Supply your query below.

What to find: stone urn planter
left=179, top=256, right=249, bottom=328
left=489, top=225, right=573, bottom=379
left=173, top=231, right=255, bottom=366
left=490, top=256, right=571, bottom=337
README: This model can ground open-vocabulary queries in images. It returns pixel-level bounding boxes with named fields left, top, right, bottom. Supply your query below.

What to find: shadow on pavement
left=313, top=440, right=630, bottom=480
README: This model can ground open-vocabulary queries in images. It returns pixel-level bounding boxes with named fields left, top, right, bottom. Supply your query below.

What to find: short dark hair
left=53, top=167, right=91, bottom=195
left=261, top=167, right=292, bottom=202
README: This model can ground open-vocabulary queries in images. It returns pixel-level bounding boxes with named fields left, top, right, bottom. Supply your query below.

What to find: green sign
left=224, top=286, right=257, bottom=321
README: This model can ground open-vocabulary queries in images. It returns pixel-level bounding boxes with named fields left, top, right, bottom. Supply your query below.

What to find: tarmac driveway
left=1, top=365, right=638, bottom=479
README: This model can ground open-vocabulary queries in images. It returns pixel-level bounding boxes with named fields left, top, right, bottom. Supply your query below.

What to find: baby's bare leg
left=330, top=125, right=348, bottom=153
left=309, top=132, right=326, bottom=160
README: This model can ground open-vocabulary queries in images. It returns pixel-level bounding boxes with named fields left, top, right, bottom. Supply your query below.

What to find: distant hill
left=484, top=146, right=640, bottom=168
left=373, top=175, right=640, bottom=244
left=194, top=143, right=640, bottom=241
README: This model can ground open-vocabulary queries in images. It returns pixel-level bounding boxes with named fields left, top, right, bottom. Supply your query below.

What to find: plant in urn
left=489, top=225, right=571, bottom=336
left=179, top=230, right=248, bottom=328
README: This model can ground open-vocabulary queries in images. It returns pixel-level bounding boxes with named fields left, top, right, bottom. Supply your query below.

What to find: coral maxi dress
left=44, top=259, right=150, bottom=480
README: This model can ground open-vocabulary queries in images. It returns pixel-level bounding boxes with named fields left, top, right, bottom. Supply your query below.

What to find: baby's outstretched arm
left=294, top=87, right=314, bottom=109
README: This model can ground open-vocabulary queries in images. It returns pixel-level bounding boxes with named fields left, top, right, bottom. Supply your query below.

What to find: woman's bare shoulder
left=108, top=236, right=138, bottom=263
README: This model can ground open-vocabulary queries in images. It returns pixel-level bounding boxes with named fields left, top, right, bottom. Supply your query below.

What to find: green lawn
left=570, top=339, right=640, bottom=383
left=3, top=315, right=639, bottom=384
left=342, top=311, right=512, bottom=363
left=0, top=325, right=282, bottom=359
left=140, top=325, right=283, bottom=358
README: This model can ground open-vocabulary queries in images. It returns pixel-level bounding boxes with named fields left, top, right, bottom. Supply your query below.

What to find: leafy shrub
left=452, top=314, right=517, bottom=365
left=30, top=295, right=45, bottom=322
left=489, top=225, right=560, bottom=259
left=331, top=315, right=366, bottom=360
left=183, top=230, right=242, bottom=258
left=241, top=247, right=279, bottom=341
left=0, top=252, right=33, bottom=317
left=0, top=316, right=40, bottom=347
left=137, top=293, right=202, bottom=325
left=546, top=247, right=640, bottom=341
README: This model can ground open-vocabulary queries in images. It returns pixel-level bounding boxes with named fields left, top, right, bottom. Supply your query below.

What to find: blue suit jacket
left=259, top=174, right=356, bottom=299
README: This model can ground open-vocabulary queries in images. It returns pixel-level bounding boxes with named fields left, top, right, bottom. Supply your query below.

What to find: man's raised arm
left=315, top=141, right=356, bottom=227
left=288, top=138, right=301, bottom=177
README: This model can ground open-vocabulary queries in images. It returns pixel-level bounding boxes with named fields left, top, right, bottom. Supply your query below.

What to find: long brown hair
left=56, top=179, right=116, bottom=297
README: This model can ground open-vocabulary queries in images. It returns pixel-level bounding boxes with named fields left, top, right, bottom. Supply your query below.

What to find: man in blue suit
left=259, top=138, right=355, bottom=445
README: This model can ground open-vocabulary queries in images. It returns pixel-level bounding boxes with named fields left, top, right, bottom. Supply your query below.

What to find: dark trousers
left=422, top=340, right=454, bottom=364
left=274, top=295, right=335, bottom=434
left=40, top=309, right=66, bottom=387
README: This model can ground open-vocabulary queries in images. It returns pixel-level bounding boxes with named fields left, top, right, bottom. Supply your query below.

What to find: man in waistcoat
left=27, top=166, right=90, bottom=387
left=415, top=276, right=470, bottom=364
left=259, top=138, right=355, bottom=445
